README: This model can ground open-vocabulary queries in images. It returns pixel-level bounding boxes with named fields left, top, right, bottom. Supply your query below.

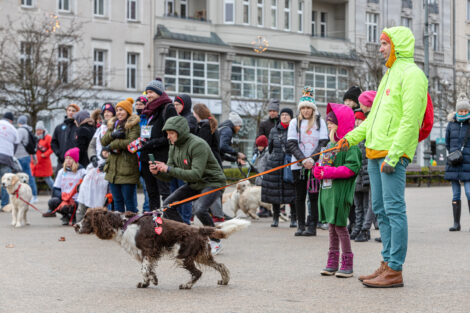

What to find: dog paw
left=15, top=223, right=23, bottom=228
left=136, top=282, right=149, bottom=288
left=179, top=283, right=192, bottom=289
left=152, top=278, right=158, bottom=286
left=217, top=280, right=229, bottom=286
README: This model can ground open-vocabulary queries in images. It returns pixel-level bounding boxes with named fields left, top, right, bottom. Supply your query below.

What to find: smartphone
left=148, top=153, right=155, bottom=163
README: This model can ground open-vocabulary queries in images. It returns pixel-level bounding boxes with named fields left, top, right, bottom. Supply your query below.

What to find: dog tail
left=211, top=219, right=250, bottom=239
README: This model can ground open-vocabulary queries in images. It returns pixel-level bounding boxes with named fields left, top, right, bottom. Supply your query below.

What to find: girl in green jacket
left=314, top=103, right=361, bottom=278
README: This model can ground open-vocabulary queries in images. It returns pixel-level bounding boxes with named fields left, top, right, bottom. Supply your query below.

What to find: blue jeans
left=170, top=178, right=192, bottom=225
left=18, top=156, right=38, bottom=197
left=451, top=180, right=470, bottom=201
left=140, top=176, right=150, bottom=212
left=42, top=176, right=55, bottom=191
left=1, top=164, right=12, bottom=207
left=368, top=157, right=409, bottom=271
left=109, top=183, right=138, bottom=213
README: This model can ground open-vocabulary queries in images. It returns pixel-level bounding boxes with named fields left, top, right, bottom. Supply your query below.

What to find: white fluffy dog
left=1, top=173, right=32, bottom=227
left=16, top=172, right=29, bottom=184
left=231, top=180, right=277, bottom=220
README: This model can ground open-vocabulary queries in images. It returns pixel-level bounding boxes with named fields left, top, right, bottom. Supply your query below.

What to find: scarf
left=456, top=113, right=470, bottom=123
left=280, top=122, right=289, bottom=129
left=142, top=93, right=172, bottom=117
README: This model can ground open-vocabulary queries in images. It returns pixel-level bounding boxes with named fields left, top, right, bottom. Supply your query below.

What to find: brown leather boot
left=358, top=261, right=388, bottom=282
left=362, top=267, right=404, bottom=288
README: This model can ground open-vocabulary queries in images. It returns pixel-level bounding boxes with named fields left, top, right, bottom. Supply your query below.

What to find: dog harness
left=122, top=211, right=163, bottom=235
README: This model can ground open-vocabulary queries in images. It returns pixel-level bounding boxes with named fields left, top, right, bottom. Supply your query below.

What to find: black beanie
left=343, top=86, right=362, bottom=105
left=280, top=108, right=294, bottom=119
left=3, top=112, right=14, bottom=121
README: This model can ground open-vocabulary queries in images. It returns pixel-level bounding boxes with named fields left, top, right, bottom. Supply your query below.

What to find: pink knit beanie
left=65, top=147, right=80, bottom=164
left=358, top=91, right=377, bottom=108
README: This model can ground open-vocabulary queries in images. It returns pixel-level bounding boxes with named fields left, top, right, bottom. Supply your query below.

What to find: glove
left=111, top=129, right=126, bottom=139
left=98, top=163, right=105, bottom=172
left=313, top=166, right=324, bottom=180
left=381, top=161, right=395, bottom=174
left=336, top=138, right=349, bottom=152
left=90, top=156, right=98, bottom=168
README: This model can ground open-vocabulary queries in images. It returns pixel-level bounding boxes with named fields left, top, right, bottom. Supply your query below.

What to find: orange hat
left=116, top=98, right=134, bottom=116
left=67, top=103, right=80, bottom=112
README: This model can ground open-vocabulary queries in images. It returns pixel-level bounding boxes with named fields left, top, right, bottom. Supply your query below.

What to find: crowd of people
left=0, top=26, right=451, bottom=288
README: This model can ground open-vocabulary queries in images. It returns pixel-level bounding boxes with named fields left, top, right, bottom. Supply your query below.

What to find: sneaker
left=42, top=210, right=57, bottom=217
left=30, top=196, right=38, bottom=204
left=213, top=217, right=225, bottom=223
left=375, top=237, right=382, bottom=243
left=210, top=240, right=223, bottom=255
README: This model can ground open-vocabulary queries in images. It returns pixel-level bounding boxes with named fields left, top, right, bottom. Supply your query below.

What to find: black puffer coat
left=257, top=117, right=278, bottom=138
left=174, top=94, right=197, bottom=134
left=261, top=123, right=295, bottom=205
left=444, top=113, right=470, bottom=181
left=355, top=141, right=370, bottom=192
left=219, top=120, right=238, bottom=162
left=196, top=119, right=222, bottom=166
left=51, top=117, right=77, bottom=163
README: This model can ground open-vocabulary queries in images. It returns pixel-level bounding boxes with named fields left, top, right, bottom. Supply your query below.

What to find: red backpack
left=418, top=93, right=434, bottom=142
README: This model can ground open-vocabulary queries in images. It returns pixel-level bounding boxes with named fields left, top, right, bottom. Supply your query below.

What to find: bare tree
left=0, top=14, right=97, bottom=128
left=350, top=44, right=385, bottom=91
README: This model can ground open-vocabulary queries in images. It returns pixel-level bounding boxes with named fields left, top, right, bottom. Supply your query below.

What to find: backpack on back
left=418, top=93, right=434, bottom=142
left=22, top=126, right=38, bottom=154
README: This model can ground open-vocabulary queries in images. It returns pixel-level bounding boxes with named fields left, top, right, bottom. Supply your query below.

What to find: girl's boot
left=320, top=251, right=340, bottom=276
left=335, top=253, right=354, bottom=278
left=449, top=200, right=461, bottom=231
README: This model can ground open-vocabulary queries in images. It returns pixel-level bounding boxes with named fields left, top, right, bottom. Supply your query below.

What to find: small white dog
left=16, top=172, right=29, bottom=184
left=231, top=181, right=277, bottom=220
left=1, top=173, right=32, bottom=227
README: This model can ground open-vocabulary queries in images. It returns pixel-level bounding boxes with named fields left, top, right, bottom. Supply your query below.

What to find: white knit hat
left=456, top=93, right=470, bottom=112
left=229, top=112, right=243, bottom=127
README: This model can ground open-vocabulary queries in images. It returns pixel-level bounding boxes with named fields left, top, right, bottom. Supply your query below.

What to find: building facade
left=0, top=0, right=462, bottom=162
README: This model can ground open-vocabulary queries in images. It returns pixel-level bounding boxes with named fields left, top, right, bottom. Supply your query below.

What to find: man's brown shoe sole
left=362, top=281, right=404, bottom=288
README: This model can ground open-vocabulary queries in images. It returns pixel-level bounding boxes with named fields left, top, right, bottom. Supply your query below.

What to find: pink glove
left=322, top=165, right=355, bottom=179
left=313, top=166, right=325, bottom=180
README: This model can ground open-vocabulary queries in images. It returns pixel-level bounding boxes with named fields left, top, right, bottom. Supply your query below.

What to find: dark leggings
left=293, top=170, right=318, bottom=227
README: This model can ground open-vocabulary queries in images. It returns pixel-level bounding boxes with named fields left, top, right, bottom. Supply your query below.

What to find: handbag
left=277, top=132, right=294, bottom=183
left=448, top=124, right=470, bottom=166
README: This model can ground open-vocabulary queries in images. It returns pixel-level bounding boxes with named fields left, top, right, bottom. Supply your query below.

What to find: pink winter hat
left=64, top=147, right=80, bottom=163
left=358, top=91, right=377, bottom=108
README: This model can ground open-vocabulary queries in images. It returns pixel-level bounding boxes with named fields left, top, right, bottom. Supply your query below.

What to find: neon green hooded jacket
left=345, top=26, right=428, bottom=167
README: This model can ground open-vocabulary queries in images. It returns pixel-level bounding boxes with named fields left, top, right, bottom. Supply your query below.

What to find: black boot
left=355, top=229, right=370, bottom=242
left=294, top=218, right=305, bottom=236
left=449, top=200, right=461, bottom=231
left=289, top=208, right=297, bottom=228
left=271, top=205, right=279, bottom=227
left=301, top=216, right=316, bottom=236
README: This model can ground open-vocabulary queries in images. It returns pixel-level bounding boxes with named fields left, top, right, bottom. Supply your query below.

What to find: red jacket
left=31, top=134, right=53, bottom=177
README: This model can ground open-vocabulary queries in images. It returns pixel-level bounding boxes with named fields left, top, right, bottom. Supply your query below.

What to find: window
left=58, top=0, right=70, bottom=12
left=20, top=42, right=33, bottom=79
left=366, top=12, right=379, bottom=43
left=127, top=0, right=137, bottom=21
left=180, top=0, right=187, bottom=18
left=94, top=0, right=105, bottom=16
left=58, top=46, right=71, bottom=83
left=127, top=53, right=139, bottom=89
left=257, top=0, right=264, bottom=26
left=224, top=0, right=235, bottom=24
left=297, top=1, right=303, bottom=32
left=165, top=0, right=174, bottom=16
left=231, top=56, right=295, bottom=101
left=164, top=48, right=220, bottom=96
left=93, top=49, right=107, bottom=87
left=243, top=0, right=250, bottom=24
left=21, top=0, right=34, bottom=7
left=271, top=0, right=277, bottom=28
left=311, top=11, right=316, bottom=36
left=431, top=23, right=438, bottom=51
left=305, top=64, right=348, bottom=105
left=284, top=0, right=290, bottom=30
left=401, top=16, right=412, bottom=30
left=320, top=12, right=327, bottom=37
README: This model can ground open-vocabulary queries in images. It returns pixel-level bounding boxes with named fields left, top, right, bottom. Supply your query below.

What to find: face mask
left=136, top=109, right=143, bottom=115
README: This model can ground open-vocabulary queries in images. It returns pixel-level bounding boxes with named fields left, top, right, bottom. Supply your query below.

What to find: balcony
left=163, top=0, right=209, bottom=22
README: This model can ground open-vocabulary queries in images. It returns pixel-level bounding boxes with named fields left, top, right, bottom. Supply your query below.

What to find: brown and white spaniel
left=74, top=208, right=250, bottom=289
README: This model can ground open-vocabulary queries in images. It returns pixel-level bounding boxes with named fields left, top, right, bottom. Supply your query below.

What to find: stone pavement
left=0, top=186, right=469, bottom=313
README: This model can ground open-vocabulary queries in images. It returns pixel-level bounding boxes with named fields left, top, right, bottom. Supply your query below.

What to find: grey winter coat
left=15, top=125, right=32, bottom=159
left=355, top=141, right=370, bottom=192
left=261, top=123, right=295, bottom=205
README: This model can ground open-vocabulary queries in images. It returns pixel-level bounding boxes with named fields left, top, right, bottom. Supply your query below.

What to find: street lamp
left=439, top=79, right=449, bottom=139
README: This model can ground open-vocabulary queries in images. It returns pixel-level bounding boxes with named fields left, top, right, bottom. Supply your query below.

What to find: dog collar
left=122, top=211, right=164, bottom=235
left=13, top=183, right=21, bottom=198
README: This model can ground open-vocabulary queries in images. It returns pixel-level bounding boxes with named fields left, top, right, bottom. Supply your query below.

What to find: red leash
left=13, top=184, right=44, bottom=214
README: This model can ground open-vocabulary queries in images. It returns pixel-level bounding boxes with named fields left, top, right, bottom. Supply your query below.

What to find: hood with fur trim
left=107, top=114, right=140, bottom=130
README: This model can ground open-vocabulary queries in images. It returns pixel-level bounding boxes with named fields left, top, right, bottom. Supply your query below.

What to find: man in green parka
left=337, top=26, right=428, bottom=288
left=150, top=116, right=226, bottom=254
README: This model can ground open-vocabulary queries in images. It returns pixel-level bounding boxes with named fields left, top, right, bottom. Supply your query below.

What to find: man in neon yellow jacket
left=337, top=26, right=428, bottom=288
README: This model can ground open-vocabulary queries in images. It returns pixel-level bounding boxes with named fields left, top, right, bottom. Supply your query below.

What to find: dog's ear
left=92, top=211, right=116, bottom=240
left=10, top=175, right=19, bottom=186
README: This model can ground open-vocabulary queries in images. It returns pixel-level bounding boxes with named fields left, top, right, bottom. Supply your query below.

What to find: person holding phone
left=149, top=116, right=226, bottom=255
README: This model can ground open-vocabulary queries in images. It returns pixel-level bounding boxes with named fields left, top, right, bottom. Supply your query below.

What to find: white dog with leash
left=1, top=173, right=32, bottom=227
